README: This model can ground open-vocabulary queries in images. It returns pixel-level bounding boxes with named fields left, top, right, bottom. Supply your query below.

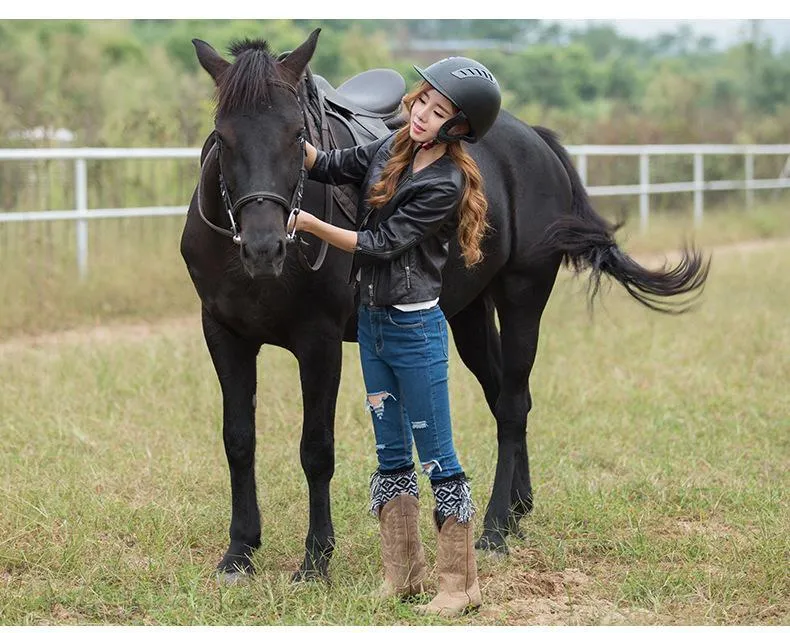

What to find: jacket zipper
left=361, top=170, right=414, bottom=306
left=360, top=208, right=375, bottom=228
left=368, top=265, right=376, bottom=305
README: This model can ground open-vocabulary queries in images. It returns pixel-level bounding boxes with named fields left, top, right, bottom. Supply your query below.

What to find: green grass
left=1, top=199, right=789, bottom=339
left=613, top=198, right=790, bottom=255
left=0, top=233, right=787, bottom=624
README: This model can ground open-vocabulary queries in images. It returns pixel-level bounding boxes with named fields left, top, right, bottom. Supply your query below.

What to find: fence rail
left=2, top=144, right=789, bottom=278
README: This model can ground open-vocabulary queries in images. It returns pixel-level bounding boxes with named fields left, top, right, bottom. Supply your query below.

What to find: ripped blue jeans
left=358, top=303, right=463, bottom=482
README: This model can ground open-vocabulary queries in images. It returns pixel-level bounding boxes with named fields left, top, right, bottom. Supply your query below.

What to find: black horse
left=180, top=29, right=709, bottom=582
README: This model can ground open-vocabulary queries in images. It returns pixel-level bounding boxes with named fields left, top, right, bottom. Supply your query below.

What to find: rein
left=196, top=77, right=329, bottom=272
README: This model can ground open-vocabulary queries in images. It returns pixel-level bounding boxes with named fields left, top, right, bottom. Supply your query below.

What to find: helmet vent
left=451, top=67, right=496, bottom=84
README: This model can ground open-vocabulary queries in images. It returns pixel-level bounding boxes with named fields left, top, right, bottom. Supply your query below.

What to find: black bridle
left=197, top=78, right=329, bottom=272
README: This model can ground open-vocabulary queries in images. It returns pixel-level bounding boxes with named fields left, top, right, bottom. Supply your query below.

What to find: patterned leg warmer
left=431, top=473, right=475, bottom=524
left=369, top=466, right=419, bottom=517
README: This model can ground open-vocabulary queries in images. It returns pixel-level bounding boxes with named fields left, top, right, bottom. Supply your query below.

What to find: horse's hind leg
left=291, top=322, right=343, bottom=582
left=202, top=308, right=262, bottom=580
left=477, top=268, right=558, bottom=554
left=447, top=293, right=503, bottom=415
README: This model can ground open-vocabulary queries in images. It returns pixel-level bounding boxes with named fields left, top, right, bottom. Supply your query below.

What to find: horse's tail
left=533, top=125, right=711, bottom=314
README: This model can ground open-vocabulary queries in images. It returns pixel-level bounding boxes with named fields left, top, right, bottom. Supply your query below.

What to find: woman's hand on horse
left=288, top=209, right=315, bottom=233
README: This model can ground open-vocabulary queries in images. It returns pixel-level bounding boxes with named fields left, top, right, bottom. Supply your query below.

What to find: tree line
left=1, top=19, right=788, bottom=149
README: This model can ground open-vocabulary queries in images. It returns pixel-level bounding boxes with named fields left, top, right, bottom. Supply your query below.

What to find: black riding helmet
left=413, top=56, right=501, bottom=144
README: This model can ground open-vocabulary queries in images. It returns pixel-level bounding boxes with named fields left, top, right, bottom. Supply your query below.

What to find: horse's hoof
left=216, top=570, right=251, bottom=586
left=291, top=568, right=329, bottom=584
left=475, top=533, right=509, bottom=557
left=507, top=525, right=526, bottom=541
left=478, top=547, right=508, bottom=561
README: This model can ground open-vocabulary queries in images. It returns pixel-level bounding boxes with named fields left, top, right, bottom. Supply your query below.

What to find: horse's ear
left=193, top=39, right=230, bottom=83
left=278, top=28, right=320, bottom=83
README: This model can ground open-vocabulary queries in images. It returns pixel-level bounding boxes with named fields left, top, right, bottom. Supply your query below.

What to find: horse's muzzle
left=240, top=236, right=287, bottom=278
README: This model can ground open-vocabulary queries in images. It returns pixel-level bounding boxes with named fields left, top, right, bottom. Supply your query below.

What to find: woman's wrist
left=304, top=142, right=317, bottom=169
left=299, top=211, right=315, bottom=233
left=297, top=212, right=357, bottom=253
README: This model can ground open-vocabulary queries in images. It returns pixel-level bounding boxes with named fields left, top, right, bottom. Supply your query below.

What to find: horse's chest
left=198, top=280, right=290, bottom=343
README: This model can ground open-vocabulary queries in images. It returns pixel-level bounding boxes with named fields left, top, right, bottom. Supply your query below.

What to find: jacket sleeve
left=308, top=134, right=392, bottom=186
left=354, top=180, right=461, bottom=265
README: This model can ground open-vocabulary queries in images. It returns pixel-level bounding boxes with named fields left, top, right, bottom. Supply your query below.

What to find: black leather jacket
left=308, top=132, right=465, bottom=307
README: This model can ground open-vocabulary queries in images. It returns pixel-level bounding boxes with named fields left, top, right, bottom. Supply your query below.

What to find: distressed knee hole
left=364, top=391, right=396, bottom=420
left=421, top=460, right=442, bottom=476
left=411, top=420, right=428, bottom=430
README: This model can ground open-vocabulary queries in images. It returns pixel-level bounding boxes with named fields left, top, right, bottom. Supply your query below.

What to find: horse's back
left=439, top=111, right=572, bottom=316
left=475, top=111, right=573, bottom=239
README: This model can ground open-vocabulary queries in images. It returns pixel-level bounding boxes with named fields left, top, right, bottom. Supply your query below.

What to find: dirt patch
left=503, top=594, right=642, bottom=625
left=674, top=517, right=736, bottom=540
left=651, top=515, right=741, bottom=542
left=505, top=566, right=591, bottom=597
left=0, top=315, right=200, bottom=354
left=48, top=603, right=82, bottom=623
left=478, top=562, right=656, bottom=625
left=474, top=545, right=657, bottom=625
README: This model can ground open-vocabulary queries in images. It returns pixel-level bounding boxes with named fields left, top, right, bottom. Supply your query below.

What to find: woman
left=288, top=56, right=501, bottom=616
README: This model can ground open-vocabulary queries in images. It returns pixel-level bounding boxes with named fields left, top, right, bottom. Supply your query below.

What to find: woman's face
left=409, top=88, right=457, bottom=144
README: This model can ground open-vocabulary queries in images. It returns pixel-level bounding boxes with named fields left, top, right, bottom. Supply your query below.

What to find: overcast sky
left=554, top=19, right=790, bottom=49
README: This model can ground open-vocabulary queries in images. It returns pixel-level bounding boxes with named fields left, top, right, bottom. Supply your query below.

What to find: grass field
left=0, top=224, right=787, bottom=623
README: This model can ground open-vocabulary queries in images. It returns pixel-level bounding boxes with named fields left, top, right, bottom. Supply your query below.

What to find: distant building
left=7, top=126, right=75, bottom=146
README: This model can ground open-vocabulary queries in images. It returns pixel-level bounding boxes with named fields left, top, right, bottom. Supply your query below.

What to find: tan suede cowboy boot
left=374, top=494, right=427, bottom=599
left=415, top=513, right=482, bottom=616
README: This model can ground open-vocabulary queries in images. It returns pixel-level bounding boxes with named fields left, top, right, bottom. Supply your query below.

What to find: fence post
left=693, top=153, right=704, bottom=227
left=75, top=158, right=88, bottom=280
left=744, top=150, right=754, bottom=210
left=578, top=152, right=588, bottom=186
left=639, top=152, right=649, bottom=233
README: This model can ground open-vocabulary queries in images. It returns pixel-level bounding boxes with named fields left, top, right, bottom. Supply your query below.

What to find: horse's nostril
left=276, top=239, right=286, bottom=258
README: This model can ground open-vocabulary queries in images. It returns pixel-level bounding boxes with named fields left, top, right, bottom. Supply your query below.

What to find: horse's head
left=193, top=29, right=320, bottom=278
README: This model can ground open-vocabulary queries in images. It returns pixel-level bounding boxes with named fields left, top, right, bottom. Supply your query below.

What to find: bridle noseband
left=197, top=79, right=308, bottom=247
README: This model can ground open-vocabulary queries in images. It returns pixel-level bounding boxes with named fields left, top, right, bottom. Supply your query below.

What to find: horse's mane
left=216, top=38, right=278, bottom=117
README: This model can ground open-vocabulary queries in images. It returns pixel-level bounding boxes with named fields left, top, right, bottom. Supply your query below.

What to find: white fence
left=572, top=144, right=790, bottom=232
left=1, top=144, right=789, bottom=279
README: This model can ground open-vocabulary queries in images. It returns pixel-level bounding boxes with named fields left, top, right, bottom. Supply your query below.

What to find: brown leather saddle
left=302, top=67, right=407, bottom=229
left=313, top=68, right=406, bottom=144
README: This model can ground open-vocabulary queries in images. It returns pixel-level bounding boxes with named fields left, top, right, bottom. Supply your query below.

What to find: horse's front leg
left=291, top=322, right=343, bottom=582
left=202, top=307, right=262, bottom=581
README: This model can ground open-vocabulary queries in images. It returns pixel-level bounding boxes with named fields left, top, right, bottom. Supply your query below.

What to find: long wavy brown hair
left=367, top=81, right=489, bottom=267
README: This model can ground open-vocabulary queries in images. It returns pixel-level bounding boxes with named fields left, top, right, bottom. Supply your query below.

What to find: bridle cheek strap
left=199, top=129, right=307, bottom=246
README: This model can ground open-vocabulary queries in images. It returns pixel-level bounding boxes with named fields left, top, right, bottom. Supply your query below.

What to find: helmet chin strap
left=419, top=138, right=442, bottom=150
left=415, top=108, right=469, bottom=150
left=435, top=112, right=474, bottom=145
